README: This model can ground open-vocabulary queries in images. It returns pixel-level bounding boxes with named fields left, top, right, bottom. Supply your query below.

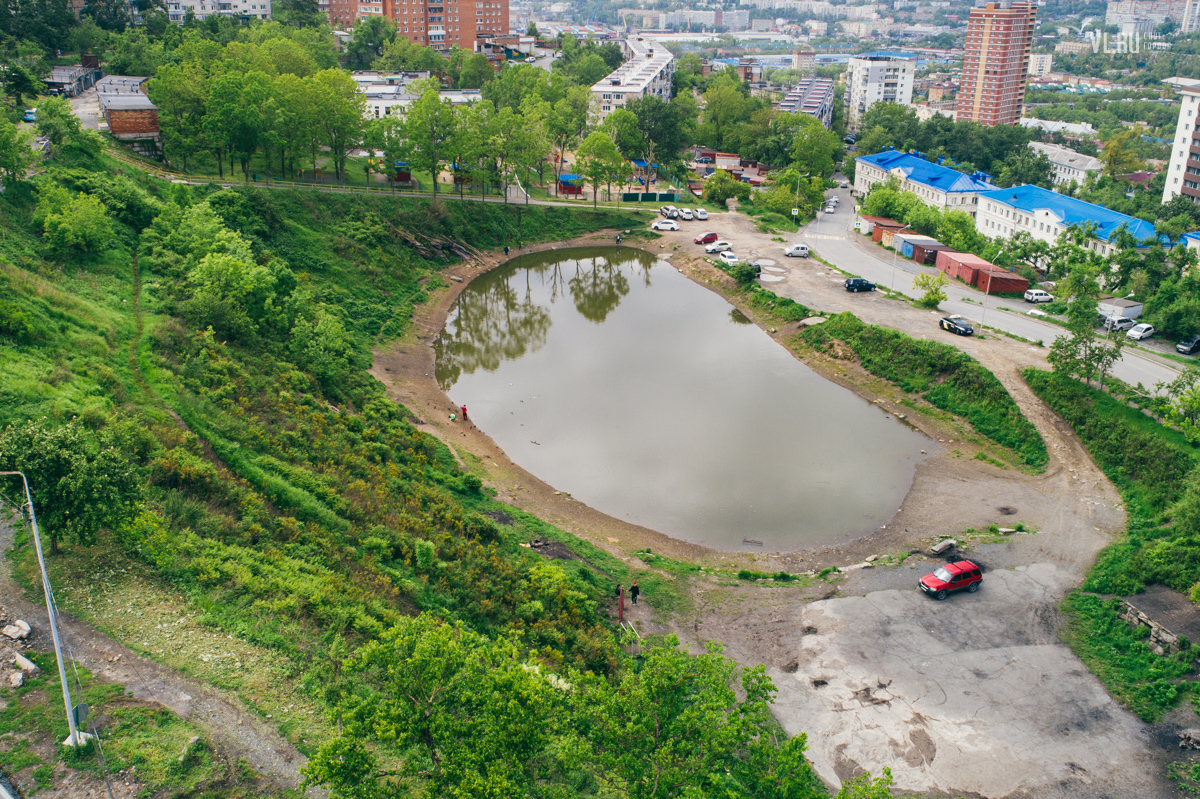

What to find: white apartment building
left=846, top=51, right=916, bottom=128
left=1027, top=142, right=1102, bottom=185
left=1028, top=52, right=1054, bottom=77
left=591, top=37, right=674, bottom=123
left=855, top=150, right=994, bottom=216
left=165, top=0, right=270, bottom=21
left=978, top=185, right=1161, bottom=257
left=1164, top=82, right=1200, bottom=204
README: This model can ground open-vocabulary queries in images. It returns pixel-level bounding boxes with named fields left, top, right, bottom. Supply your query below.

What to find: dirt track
left=369, top=214, right=1181, bottom=797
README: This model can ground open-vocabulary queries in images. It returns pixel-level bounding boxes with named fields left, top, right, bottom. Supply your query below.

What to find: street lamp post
left=1, top=471, right=89, bottom=747
left=889, top=224, right=913, bottom=294
left=979, top=246, right=1008, bottom=333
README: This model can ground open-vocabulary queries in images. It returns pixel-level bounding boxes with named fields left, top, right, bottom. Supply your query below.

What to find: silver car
left=694, top=208, right=708, bottom=221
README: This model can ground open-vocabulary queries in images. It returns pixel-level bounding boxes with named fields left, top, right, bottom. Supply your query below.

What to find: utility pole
left=1, top=472, right=90, bottom=748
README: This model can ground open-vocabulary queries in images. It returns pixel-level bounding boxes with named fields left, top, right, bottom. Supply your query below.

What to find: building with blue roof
left=977, top=184, right=1165, bottom=257
left=854, top=149, right=994, bottom=216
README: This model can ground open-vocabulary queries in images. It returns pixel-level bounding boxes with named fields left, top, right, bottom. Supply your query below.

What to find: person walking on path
left=630, top=582, right=640, bottom=605
left=504, top=245, right=509, bottom=257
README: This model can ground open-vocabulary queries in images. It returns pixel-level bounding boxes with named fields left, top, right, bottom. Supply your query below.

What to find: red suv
left=694, top=231, right=718, bottom=244
left=919, top=560, right=982, bottom=600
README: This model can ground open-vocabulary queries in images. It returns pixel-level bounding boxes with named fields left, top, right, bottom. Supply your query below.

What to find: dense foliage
left=798, top=313, right=1048, bottom=469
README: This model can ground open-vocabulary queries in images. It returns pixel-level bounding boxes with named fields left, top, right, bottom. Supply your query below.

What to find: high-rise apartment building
left=956, top=1, right=1037, bottom=127
left=1163, top=83, right=1200, bottom=204
left=326, top=0, right=508, bottom=50
left=845, top=52, right=916, bottom=128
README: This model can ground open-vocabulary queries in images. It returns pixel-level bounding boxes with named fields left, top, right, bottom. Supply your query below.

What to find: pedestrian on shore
left=630, top=582, right=640, bottom=605
left=461, top=405, right=468, bottom=421
left=449, top=412, right=457, bottom=422
left=616, top=234, right=621, bottom=244
left=505, top=245, right=510, bottom=257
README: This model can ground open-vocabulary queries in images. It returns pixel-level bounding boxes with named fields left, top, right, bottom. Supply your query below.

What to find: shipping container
left=973, top=267, right=1029, bottom=295
left=911, top=241, right=953, bottom=265
left=894, top=233, right=938, bottom=260
left=935, top=251, right=994, bottom=285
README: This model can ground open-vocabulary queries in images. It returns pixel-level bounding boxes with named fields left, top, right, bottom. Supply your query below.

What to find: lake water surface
left=434, top=247, right=932, bottom=550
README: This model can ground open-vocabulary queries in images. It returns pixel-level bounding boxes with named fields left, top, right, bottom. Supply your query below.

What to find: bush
left=799, top=314, right=1048, bottom=468
left=729, top=262, right=759, bottom=284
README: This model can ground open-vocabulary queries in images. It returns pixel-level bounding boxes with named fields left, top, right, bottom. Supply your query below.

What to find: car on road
left=839, top=180, right=849, bottom=188
left=784, top=244, right=809, bottom=257
left=824, top=205, right=836, bottom=214
left=1178, top=334, right=1200, bottom=355
left=22, top=109, right=35, bottom=123
left=680, top=208, right=694, bottom=221
left=827, top=196, right=839, bottom=205
left=1127, top=323, right=1155, bottom=341
left=717, top=251, right=739, bottom=265
left=526, top=56, right=538, bottom=62
left=939, top=315, right=973, bottom=336
left=1103, top=316, right=1135, bottom=332
left=694, top=231, right=718, bottom=244
left=844, top=277, right=875, bottom=293
left=694, top=208, right=708, bottom=220
left=696, top=156, right=713, bottom=164
left=651, top=219, right=679, bottom=231
left=705, top=240, right=733, bottom=253
left=919, top=560, right=983, bottom=600
left=1023, top=289, right=1054, bottom=303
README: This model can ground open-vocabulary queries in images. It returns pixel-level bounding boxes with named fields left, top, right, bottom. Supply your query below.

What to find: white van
left=1023, top=289, right=1054, bottom=304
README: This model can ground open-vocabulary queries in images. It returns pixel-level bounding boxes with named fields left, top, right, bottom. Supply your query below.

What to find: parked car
left=844, top=277, right=876, bottom=292
left=705, top=240, right=733, bottom=253
left=827, top=196, right=839, bottom=205
left=680, top=208, right=694, bottom=221
left=694, top=208, right=708, bottom=221
left=1024, top=289, right=1054, bottom=303
left=784, top=244, right=809, bottom=257
left=824, top=205, right=836, bottom=214
left=651, top=219, right=679, bottom=231
left=839, top=180, right=849, bottom=188
left=718, top=251, right=739, bottom=265
left=939, top=315, right=973, bottom=336
left=696, top=156, right=713, bottom=164
left=694, top=231, right=718, bottom=244
left=659, top=205, right=674, bottom=216
left=1178, top=334, right=1200, bottom=355
left=1103, top=316, right=1135, bottom=332
left=919, top=560, right=983, bottom=600
left=1127, top=323, right=1155, bottom=341
left=22, top=108, right=35, bottom=123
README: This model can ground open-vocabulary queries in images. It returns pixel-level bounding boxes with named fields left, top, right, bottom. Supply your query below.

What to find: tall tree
left=309, top=68, right=366, bottom=183
left=1099, top=127, right=1147, bottom=178
left=401, top=83, right=455, bottom=194
left=576, top=130, right=622, bottom=208
left=0, top=116, right=35, bottom=185
left=148, top=61, right=210, bottom=173
left=626, top=95, right=686, bottom=177
left=346, top=15, right=395, bottom=69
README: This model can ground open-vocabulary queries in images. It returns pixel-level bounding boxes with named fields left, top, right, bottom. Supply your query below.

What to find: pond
left=434, top=247, right=933, bottom=551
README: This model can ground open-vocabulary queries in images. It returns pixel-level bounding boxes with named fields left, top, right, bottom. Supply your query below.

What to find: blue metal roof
left=856, top=150, right=994, bottom=194
left=630, top=159, right=659, bottom=169
left=858, top=51, right=918, bottom=59
left=977, top=184, right=1161, bottom=243
left=558, top=173, right=583, bottom=182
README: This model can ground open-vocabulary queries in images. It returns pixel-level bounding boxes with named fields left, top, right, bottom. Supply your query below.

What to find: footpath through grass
left=796, top=311, right=1048, bottom=470
left=1024, top=368, right=1200, bottom=725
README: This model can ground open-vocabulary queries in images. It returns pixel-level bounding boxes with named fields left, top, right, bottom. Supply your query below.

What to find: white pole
left=1, top=471, right=85, bottom=747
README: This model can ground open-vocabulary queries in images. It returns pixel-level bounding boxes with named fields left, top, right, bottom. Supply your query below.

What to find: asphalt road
left=799, top=186, right=1184, bottom=392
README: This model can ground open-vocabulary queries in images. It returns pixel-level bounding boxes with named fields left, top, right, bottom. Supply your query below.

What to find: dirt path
left=1, top=503, right=315, bottom=795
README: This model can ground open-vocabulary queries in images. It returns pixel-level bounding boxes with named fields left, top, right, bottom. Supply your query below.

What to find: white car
left=1024, top=289, right=1054, bottom=303
left=824, top=205, right=836, bottom=214
left=680, top=208, right=694, bottom=221
left=705, top=240, right=733, bottom=253
left=1127, top=323, right=1155, bottom=341
left=694, top=208, right=708, bottom=221
left=784, top=244, right=809, bottom=257
left=718, top=251, right=739, bottom=265
left=827, top=196, right=839, bottom=205
left=651, top=219, right=679, bottom=231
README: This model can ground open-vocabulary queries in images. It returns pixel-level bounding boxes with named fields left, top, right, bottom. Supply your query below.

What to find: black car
left=844, top=277, right=876, bottom=293
left=940, top=316, right=974, bottom=336
left=1179, top=334, right=1200, bottom=355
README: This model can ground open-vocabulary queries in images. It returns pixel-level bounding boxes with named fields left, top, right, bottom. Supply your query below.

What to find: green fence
left=624, top=192, right=677, bottom=202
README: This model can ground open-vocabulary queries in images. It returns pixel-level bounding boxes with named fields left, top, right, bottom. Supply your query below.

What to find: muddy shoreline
left=370, top=233, right=1017, bottom=573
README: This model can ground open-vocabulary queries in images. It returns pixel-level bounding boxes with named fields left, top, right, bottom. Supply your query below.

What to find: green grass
left=798, top=313, right=1048, bottom=469
left=1060, top=593, right=1198, bottom=722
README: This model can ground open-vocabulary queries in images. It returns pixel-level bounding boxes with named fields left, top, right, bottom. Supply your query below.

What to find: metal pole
left=1, top=471, right=83, bottom=747
left=890, top=225, right=911, bottom=293
left=980, top=247, right=1006, bottom=333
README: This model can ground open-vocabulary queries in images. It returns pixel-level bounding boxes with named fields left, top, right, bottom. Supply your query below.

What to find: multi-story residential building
left=166, top=0, right=271, bottom=21
left=1055, top=39, right=1093, bottom=54
left=327, top=0, right=507, bottom=49
left=845, top=52, right=916, bottom=129
left=1028, top=52, right=1053, bottom=77
left=792, top=49, right=816, bottom=73
left=1105, top=0, right=1200, bottom=32
left=1028, top=142, right=1103, bottom=185
left=854, top=150, right=994, bottom=216
left=978, top=184, right=1162, bottom=256
left=1163, top=82, right=1200, bottom=204
left=956, top=1, right=1036, bottom=127
left=778, top=77, right=835, bottom=128
left=592, top=38, right=674, bottom=123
